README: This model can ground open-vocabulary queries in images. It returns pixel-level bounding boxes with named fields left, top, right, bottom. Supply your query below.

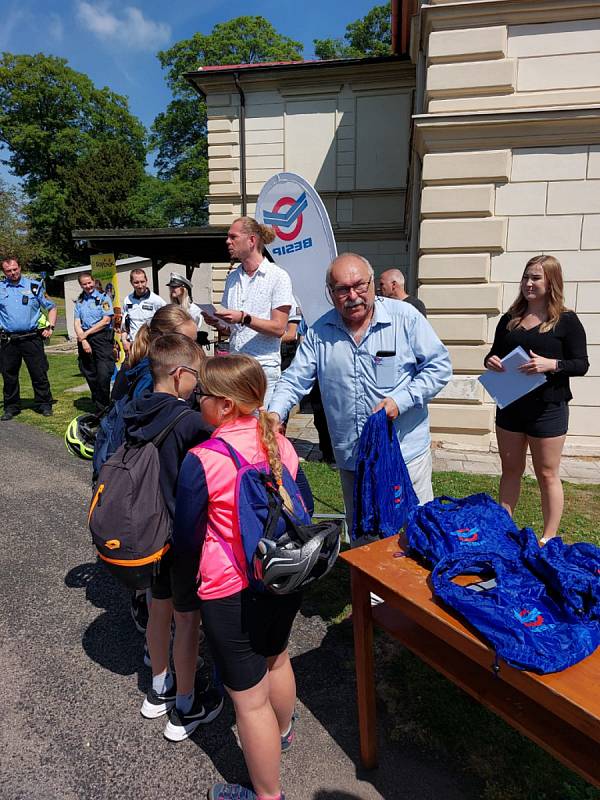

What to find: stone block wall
left=415, top=2, right=600, bottom=454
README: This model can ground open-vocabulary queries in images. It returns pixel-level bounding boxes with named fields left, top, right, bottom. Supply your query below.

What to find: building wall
left=414, top=1, right=600, bottom=454
left=199, top=61, right=415, bottom=300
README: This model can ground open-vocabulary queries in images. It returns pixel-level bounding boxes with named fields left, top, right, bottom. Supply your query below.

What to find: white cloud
left=48, top=13, right=64, bottom=43
left=76, top=2, right=171, bottom=50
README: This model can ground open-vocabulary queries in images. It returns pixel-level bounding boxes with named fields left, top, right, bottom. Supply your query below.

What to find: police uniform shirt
left=122, top=290, right=166, bottom=339
left=74, top=289, right=114, bottom=331
left=0, top=276, right=56, bottom=334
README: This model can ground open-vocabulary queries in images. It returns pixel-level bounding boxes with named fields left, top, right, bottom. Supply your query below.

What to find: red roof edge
left=198, top=59, right=319, bottom=73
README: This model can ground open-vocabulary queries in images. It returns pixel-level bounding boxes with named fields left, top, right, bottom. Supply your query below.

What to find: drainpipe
left=233, top=72, right=248, bottom=217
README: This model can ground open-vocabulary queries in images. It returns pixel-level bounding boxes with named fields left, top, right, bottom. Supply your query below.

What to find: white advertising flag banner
left=256, top=172, right=337, bottom=326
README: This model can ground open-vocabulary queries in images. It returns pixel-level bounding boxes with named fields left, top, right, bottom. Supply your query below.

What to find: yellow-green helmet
left=65, top=414, right=98, bottom=460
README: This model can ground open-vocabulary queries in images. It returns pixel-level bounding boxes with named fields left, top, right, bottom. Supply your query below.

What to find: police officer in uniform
left=74, top=272, right=115, bottom=411
left=121, top=267, right=165, bottom=355
left=0, top=257, right=57, bottom=420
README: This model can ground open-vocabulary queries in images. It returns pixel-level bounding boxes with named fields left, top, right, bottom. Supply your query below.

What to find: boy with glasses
left=123, top=333, right=223, bottom=738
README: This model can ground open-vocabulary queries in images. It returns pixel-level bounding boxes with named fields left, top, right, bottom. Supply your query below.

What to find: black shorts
left=151, top=549, right=202, bottom=612
left=200, top=589, right=302, bottom=692
left=496, top=400, right=569, bottom=438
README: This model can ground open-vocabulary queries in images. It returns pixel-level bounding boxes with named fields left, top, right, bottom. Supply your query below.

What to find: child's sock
left=280, top=720, right=292, bottom=738
left=257, top=794, right=283, bottom=800
left=176, top=689, right=194, bottom=714
left=152, top=669, right=173, bottom=695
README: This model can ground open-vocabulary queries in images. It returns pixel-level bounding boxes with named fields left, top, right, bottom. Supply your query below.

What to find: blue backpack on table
left=431, top=549, right=600, bottom=673
left=405, top=493, right=520, bottom=567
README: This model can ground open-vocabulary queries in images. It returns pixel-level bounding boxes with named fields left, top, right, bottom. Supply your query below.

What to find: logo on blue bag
left=394, top=484, right=402, bottom=505
left=514, top=607, right=545, bottom=629
left=451, top=527, right=481, bottom=545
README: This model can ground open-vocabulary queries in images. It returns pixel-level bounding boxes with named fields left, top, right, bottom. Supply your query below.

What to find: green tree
left=0, top=53, right=147, bottom=268
left=150, top=16, right=303, bottom=224
left=0, top=178, right=43, bottom=265
left=314, top=3, right=392, bottom=60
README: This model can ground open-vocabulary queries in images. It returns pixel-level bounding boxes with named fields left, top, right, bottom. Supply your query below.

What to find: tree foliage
left=150, top=16, right=303, bottom=225
left=314, top=3, right=392, bottom=60
left=0, top=53, right=147, bottom=268
left=0, top=178, right=42, bottom=265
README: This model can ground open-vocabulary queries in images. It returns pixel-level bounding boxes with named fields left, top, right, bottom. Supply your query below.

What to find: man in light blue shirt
left=269, top=253, right=452, bottom=532
left=0, top=257, right=57, bottom=419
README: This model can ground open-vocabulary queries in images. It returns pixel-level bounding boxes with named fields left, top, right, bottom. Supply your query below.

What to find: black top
left=485, top=311, right=589, bottom=403
left=123, top=390, right=212, bottom=518
left=403, top=295, right=427, bottom=317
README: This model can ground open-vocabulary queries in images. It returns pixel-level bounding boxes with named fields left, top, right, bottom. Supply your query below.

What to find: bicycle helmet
left=253, top=520, right=341, bottom=595
left=65, top=413, right=99, bottom=460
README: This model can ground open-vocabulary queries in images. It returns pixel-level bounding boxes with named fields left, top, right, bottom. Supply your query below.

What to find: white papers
left=198, top=303, right=220, bottom=316
left=478, top=346, right=546, bottom=409
left=198, top=304, right=232, bottom=329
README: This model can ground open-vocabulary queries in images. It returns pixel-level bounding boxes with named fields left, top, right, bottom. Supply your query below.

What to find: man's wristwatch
left=240, top=313, right=252, bottom=327
left=48, top=325, right=55, bottom=331
left=554, top=359, right=564, bottom=372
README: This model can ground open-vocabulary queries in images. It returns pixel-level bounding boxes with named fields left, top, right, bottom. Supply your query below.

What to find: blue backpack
left=352, top=409, right=418, bottom=541
left=405, top=493, right=521, bottom=567
left=92, top=359, right=152, bottom=480
left=199, top=438, right=313, bottom=591
left=431, top=549, right=600, bottom=673
left=518, top=528, right=600, bottom=622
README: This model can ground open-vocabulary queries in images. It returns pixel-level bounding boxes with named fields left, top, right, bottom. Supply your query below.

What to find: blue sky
left=1, top=0, right=380, bottom=184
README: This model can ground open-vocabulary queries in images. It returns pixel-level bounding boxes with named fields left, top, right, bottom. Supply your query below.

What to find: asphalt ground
left=0, top=421, right=470, bottom=800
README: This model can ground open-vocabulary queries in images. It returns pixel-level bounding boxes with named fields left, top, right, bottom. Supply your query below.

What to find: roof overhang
left=185, top=54, right=414, bottom=96
left=72, top=226, right=230, bottom=264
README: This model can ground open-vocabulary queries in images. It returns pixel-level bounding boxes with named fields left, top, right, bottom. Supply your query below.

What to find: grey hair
left=326, top=253, right=374, bottom=287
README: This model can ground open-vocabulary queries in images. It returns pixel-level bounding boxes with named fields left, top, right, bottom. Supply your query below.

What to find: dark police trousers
left=78, top=327, right=115, bottom=410
left=0, top=331, right=53, bottom=412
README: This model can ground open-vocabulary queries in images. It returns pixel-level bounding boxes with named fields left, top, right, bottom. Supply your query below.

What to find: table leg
left=351, top=568, right=377, bottom=769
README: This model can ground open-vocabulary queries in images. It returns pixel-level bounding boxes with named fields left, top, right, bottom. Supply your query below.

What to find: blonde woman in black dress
left=484, top=255, right=588, bottom=542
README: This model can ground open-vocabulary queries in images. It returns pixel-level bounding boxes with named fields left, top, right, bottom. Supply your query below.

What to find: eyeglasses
left=169, top=365, right=199, bottom=379
left=193, top=385, right=222, bottom=401
left=329, top=276, right=372, bottom=298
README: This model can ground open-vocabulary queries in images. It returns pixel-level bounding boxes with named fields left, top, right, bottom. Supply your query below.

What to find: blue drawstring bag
left=517, top=528, right=600, bottom=622
left=351, top=409, right=418, bottom=541
left=405, top=493, right=520, bottom=567
left=431, top=550, right=600, bottom=673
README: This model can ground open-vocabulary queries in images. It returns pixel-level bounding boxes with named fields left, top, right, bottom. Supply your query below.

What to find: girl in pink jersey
left=172, top=354, right=313, bottom=800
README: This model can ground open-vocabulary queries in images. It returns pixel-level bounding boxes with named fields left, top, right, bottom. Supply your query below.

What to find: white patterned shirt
left=222, top=258, right=293, bottom=368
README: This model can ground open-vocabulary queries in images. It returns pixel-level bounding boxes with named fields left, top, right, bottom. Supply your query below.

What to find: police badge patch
left=102, top=301, right=110, bottom=311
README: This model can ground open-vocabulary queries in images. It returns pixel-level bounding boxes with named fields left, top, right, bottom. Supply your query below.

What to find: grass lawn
left=1, top=352, right=94, bottom=438
left=5, top=354, right=600, bottom=800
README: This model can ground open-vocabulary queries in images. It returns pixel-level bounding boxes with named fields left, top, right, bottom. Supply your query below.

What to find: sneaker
left=207, top=785, right=256, bottom=800
left=207, top=785, right=285, bottom=800
left=281, top=711, right=298, bottom=753
left=130, top=592, right=148, bottom=634
left=140, top=680, right=177, bottom=719
left=164, top=687, right=224, bottom=742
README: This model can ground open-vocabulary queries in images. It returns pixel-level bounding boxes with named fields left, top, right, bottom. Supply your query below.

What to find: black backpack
left=88, top=409, right=192, bottom=589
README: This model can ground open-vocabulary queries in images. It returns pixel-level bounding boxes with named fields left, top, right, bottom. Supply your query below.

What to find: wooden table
left=341, top=536, right=600, bottom=786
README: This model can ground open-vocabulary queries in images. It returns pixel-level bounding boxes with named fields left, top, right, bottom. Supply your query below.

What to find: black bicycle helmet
left=64, top=413, right=100, bottom=460
left=253, top=520, right=341, bottom=595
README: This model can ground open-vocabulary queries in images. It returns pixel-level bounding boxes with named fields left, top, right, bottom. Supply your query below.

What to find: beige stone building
left=187, top=0, right=600, bottom=456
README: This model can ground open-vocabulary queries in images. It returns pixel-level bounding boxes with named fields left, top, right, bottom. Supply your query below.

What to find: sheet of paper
left=198, top=304, right=232, bottom=329
left=478, top=346, right=546, bottom=409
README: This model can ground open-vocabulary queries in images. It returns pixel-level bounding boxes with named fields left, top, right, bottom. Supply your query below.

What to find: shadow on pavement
left=65, top=561, right=146, bottom=686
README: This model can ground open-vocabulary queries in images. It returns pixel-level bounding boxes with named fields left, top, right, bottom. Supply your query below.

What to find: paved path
left=286, top=413, right=600, bottom=484
left=0, top=420, right=471, bottom=800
